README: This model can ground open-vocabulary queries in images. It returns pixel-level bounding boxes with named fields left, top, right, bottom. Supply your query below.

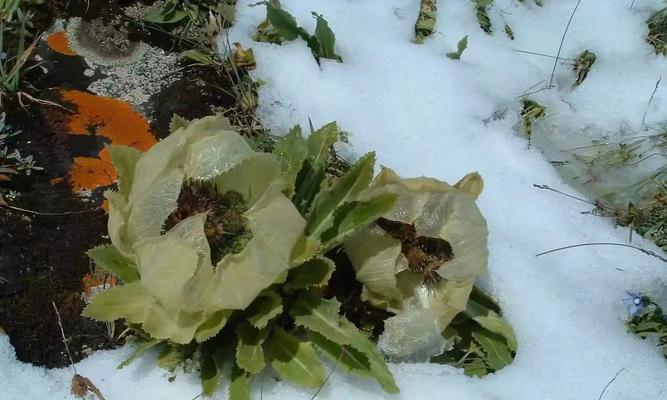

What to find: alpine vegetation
left=81, top=113, right=509, bottom=397
left=446, top=36, right=469, bottom=60
left=415, top=0, right=437, bottom=44
left=647, top=6, right=667, bottom=55
left=254, top=1, right=342, bottom=64
left=572, top=50, right=596, bottom=87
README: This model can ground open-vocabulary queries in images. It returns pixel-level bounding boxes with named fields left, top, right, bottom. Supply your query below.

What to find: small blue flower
left=623, top=291, right=644, bottom=317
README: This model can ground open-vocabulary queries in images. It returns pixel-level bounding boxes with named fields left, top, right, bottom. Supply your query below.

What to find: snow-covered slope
left=2, top=1, right=667, bottom=399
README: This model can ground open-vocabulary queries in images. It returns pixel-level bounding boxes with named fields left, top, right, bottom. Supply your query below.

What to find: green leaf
left=446, top=35, right=468, bottom=60
left=306, top=122, right=339, bottom=167
left=144, top=0, right=188, bottom=24
left=415, top=0, right=437, bottom=44
left=285, top=257, right=334, bottom=291
left=200, top=343, right=234, bottom=396
left=169, top=114, right=190, bottom=134
left=201, top=346, right=228, bottom=396
left=462, top=356, right=489, bottom=377
left=229, top=363, right=253, bottom=400
left=258, top=4, right=341, bottom=64
left=200, top=355, right=221, bottom=395
left=473, top=312, right=517, bottom=352
left=266, top=2, right=308, bottom=41
left=107, top=145, right=142, bottom=197
left=267, top=327, right=325, bottom=388
left=472, top=330, right=513, bottom=371
left=157, top=345, right=193, bottom=372
left=294, top=293, right=395, bottom=390
left=246, top=291, right=283, bottom=329
left=274, top=126, right=308, bottom=199
left=117, top=339, right=161, bottom=369
left=312, top=13, right=343, bottom=62
left=320, top=193, right=398, bottom=252
left=254, top=17, right=284, bottom=44
left=348, top=332, right=399, bottom=393
left=290, top=290, right=358, bottom=345
left=194, top=310, right=233, bottom=342
left=632, top=321, right=663, bottom=332
left=236, top=323, right=268, bottom=374
left=83, top=283, right=154, bottom=323
left=87, top=245, right=139, bottom=283
left=181, top=49, right=216, bottom=66
left=292, top=159, right=326, bottom=215
left=309, top=331, right=372, bottom=374
left=465, top=298, right=517, bottom=352
left=289, top=235, right=320, bottom=265
left=306, top=152, right=376, bottom=239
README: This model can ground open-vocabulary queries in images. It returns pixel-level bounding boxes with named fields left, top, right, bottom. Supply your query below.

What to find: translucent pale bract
left=378, top=302, right=448, bottom=363
left=344, top=167, right=488, bottom=361
left=90, top=115, right=307, bottom=343
left=208, top=181, right=307, bottom=310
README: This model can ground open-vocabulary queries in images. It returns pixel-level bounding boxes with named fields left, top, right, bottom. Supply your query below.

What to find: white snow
left=2, top=0, right=667, bottom=399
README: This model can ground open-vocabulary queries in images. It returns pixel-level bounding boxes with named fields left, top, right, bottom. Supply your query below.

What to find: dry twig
left=52, top=302, right=107, bottom=400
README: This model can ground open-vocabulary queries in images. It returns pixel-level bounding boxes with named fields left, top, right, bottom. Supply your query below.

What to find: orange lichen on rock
left=70, top=148, right=117, bottom=191
left=61, top=90, right=156, bottom=151
left=47, top=32, right=77, bottom=56
left=61, top=89, right=156, bottom=192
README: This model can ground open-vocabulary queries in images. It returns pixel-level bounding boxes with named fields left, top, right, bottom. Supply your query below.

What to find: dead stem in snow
left=53, top=301, right=107, bottom=400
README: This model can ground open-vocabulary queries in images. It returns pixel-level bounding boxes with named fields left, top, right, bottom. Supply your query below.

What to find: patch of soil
left=0, top=100, right=122, bottom=368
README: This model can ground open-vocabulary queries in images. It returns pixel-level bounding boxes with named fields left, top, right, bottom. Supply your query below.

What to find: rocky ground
left=0, top=0, right=246, bottom=368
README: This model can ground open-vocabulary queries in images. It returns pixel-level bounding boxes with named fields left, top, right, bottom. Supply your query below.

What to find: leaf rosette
left=84, top=115, right=307, bottom=344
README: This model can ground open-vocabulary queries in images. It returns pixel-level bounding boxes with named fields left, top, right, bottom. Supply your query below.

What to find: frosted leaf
left=164, top=213, right=211, bottom=265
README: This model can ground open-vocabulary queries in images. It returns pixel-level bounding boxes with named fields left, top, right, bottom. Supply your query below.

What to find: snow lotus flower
left=344, top=167, right=488, bottom=361
left=83, top=115, right=308, bottom=344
